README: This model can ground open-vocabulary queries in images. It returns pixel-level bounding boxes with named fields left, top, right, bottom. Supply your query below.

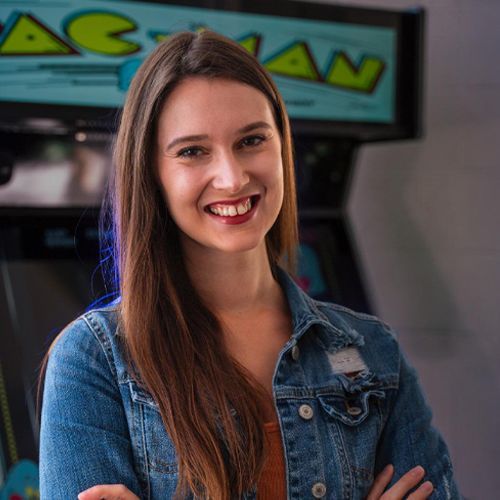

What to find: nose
left=211, top=150, right=250, bottom=193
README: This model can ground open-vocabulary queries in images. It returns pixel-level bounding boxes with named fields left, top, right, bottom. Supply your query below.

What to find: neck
left=183, top=242, right=284, bottom=317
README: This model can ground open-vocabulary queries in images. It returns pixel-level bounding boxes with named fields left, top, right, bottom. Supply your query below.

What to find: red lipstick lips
left=205, top=195, right=260, bottom=225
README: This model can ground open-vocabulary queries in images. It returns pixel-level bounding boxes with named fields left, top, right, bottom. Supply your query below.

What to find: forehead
left=156, top=77, right=276, bottom=138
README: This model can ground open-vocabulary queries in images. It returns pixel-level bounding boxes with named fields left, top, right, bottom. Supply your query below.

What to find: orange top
left=256, top=421, right=287, bottom=500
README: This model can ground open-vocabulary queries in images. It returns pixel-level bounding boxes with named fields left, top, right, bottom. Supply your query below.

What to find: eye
left=176, top=146, right=206, bottom=159
left=239, top=135, right=266, bottom=148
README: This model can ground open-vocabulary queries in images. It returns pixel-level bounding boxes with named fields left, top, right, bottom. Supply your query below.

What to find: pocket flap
left=128, top=379, right=159, bottom=409
left=318, top=388, right=385, bottom=426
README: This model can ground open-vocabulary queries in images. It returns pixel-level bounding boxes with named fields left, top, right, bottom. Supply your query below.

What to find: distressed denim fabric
left=40, top=269, right=461, bottom=499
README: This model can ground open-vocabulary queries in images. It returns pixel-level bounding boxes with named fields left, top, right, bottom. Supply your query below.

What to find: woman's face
left=156, top=77, right=284, bottom=258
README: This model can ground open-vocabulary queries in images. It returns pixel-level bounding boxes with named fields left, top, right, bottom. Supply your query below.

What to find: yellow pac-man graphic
left=64, top=11, right=141, bottom=56
left=0, top=7, right=389, bottom=102
left=0, top=13, right=78, bottom=55
left=264, top=41, right=321, bottom=81
left=237, top=33, right=261, bottom=57
left=324, top=52, right=385, bottom=93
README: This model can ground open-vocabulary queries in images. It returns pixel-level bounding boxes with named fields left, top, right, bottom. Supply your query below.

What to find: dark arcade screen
left=0, top=1, right=423, bottom=497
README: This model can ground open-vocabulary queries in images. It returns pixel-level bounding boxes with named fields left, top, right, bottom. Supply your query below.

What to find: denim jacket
left=39, top=270, right=461, bottom=499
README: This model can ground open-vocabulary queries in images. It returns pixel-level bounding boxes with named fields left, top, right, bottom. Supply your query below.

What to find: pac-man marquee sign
left=0, top=0, right=397, bottom=124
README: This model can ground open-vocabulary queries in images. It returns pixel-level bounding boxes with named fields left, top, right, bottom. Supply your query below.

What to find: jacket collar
left=276, top=267, right=365, bottom=353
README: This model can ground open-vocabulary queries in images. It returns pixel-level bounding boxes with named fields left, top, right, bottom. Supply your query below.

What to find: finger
left=382, top=465, right=425, bottom=499
left=366, top=464, right=394, bottom=500
left=78, top=484, right=140, bottom=500
left=407, top=481, right=434, bottom=500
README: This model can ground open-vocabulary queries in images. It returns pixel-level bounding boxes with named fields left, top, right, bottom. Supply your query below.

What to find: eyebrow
left=165, top=121, right=273, bottom=151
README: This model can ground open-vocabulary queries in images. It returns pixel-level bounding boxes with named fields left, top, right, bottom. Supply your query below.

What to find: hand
left=367, top=464, right=434, bottom=499
left=78, top=484, right=140, bottom=500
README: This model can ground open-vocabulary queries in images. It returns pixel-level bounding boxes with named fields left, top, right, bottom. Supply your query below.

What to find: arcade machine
left=0, top=1, right=423, bottom=497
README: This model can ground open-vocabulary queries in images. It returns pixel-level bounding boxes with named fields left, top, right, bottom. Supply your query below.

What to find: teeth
left=208, top=197, right=254, bottom=217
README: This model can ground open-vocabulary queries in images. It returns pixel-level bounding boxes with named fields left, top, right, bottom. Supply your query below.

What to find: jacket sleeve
left=39, top=317, right=142, bottom=500
left=374, top=330, right=462, bottom=500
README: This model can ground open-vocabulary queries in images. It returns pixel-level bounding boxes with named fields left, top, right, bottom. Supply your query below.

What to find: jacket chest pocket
left=128, top=381, right=180, bottom=498
left=317, top=382, right=387, bottom=496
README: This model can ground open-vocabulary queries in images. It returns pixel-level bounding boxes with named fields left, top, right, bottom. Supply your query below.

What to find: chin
left=180, top=226, right=270, bottom=257
left=214, top=240, right=263, bottom=254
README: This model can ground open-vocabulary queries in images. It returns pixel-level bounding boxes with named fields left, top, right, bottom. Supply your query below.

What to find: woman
left=39, top=31, right=460, bottom=499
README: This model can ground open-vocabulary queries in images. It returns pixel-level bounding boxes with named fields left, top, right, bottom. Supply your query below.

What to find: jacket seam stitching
left=82, top=313, right=119, bottom=381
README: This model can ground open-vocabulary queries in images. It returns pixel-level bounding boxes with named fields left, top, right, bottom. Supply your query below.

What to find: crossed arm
left=77, top=465, right=435, bottom=499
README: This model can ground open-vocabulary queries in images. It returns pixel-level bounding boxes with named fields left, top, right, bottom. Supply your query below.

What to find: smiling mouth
left=205, top=195, right=260, bottom=217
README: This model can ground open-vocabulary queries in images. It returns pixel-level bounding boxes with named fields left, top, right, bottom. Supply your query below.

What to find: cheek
left=253, top=146, right=283, bottom=184
left=268, top=143, right=285, bottom=186
left=158, top=169, right=207, bottom=229
left=157, top=175, right=173, bottom=212
left=269, top=159, right=285, bottom=212
left=264, top=158, right=284, bottom=197
left=159, top=168, right=190, bottom=204
left=275, top=174, right=285, bottom=211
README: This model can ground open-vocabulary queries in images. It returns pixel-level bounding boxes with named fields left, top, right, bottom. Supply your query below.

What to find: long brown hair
left=109, top=30, right=298, bottom=499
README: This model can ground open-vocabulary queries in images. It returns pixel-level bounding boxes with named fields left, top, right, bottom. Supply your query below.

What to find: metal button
left=291, top=345, right=300, bottom=361
left=347, top=405, right=362, bottom=416
left=312, top=482, right=327, bottom=498
left=298, top=404, right=313, bottom=420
